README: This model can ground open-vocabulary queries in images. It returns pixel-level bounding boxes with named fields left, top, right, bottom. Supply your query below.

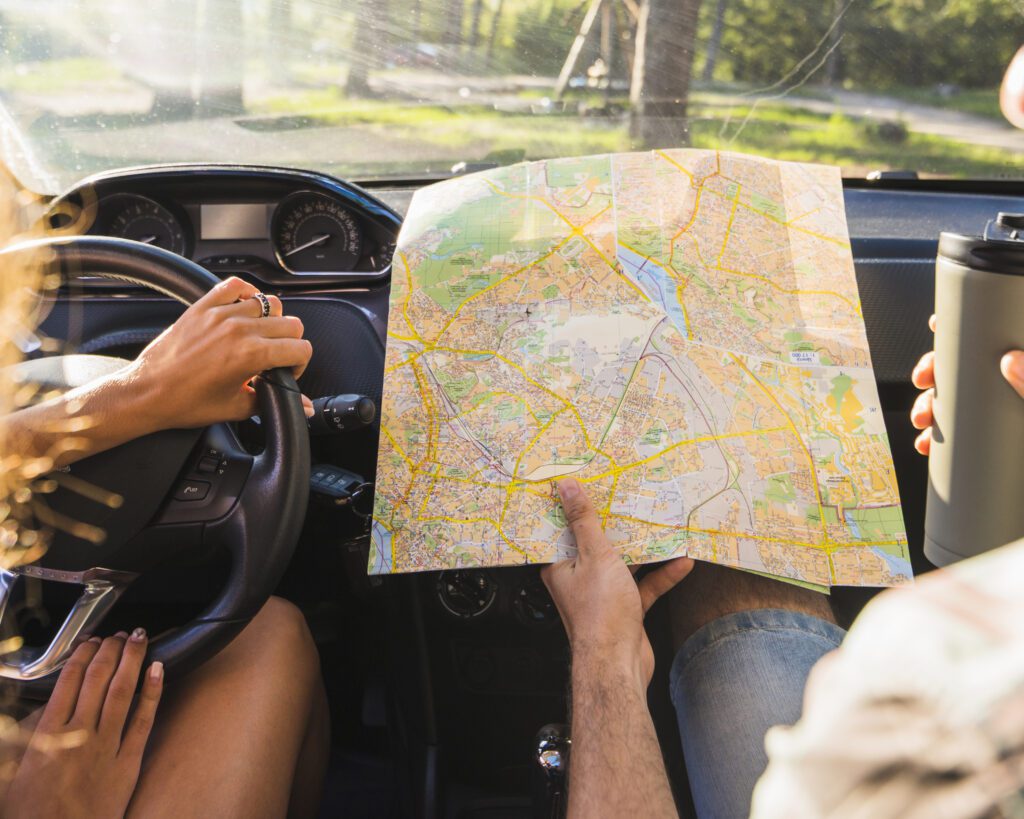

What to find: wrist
left=111, top=362, right=170, bottom=436
left=571, top=641, right=647, bottom=695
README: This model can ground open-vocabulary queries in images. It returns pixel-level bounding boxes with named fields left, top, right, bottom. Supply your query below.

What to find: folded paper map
left=370, top=149, right=911, bottom=589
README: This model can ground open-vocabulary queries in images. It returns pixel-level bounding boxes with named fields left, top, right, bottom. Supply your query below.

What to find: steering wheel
left=0, top=236, right=310, bottom=690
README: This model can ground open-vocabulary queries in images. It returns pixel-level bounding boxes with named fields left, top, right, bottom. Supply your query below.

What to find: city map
left=370, top=149, right=911, bottom=589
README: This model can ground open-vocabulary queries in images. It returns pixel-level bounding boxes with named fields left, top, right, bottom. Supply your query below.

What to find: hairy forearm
left=1, top=363, right=162, bottom=469
left=568, top=652, right=678, bottom=819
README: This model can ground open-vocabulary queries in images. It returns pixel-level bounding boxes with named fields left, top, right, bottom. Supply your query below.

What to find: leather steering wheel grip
left=0, top=235, right=310, bottom=680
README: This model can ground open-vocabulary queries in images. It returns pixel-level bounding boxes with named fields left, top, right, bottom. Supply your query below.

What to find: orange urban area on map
left=370, top=149, right=910, bottom=590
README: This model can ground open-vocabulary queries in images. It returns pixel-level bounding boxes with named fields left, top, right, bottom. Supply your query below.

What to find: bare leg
left=127, top=597, right=329, bottom=819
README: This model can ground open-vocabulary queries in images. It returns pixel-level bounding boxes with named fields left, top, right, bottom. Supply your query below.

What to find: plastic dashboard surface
left=45, top=165, right=403, bottom=287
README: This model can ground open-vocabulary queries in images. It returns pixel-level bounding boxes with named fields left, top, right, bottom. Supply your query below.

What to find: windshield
left=1, top=0, right=1023, bottom=194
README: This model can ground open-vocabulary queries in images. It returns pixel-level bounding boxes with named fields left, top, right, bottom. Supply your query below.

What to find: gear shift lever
left=532, top=723, right=570, bottom=819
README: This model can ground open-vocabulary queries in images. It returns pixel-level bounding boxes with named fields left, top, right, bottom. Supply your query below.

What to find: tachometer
left=105, top=194, right=187, bottom=256
left=272, top=191, right=363, bottom=273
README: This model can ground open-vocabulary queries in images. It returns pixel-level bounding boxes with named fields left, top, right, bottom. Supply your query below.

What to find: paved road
left=756, top=88, right=1024, bottom=153
left=363, top=71, right=1024, bottom=153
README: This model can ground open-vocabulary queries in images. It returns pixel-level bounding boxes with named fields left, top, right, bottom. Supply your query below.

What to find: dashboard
left=45, top=165, right=402, bottom=287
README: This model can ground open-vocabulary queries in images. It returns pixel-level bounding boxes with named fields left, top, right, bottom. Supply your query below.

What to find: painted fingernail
left=130, top=627, right=146, bottom=643
left=149, top=662, right=164, bottom=682
left=556, top=479, right=579, bottom=500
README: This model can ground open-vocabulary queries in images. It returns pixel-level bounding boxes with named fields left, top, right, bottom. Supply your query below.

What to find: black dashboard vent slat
left=854, top=258, right=936, bottom=385
left=286, top=300, right=385, bottom=404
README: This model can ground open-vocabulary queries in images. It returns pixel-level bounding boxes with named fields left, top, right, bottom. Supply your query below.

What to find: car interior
left=1, top=1, right=1022, bottom=817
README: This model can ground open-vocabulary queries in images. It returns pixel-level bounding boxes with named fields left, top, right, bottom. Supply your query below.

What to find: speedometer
left=271, top=191, right=363, bottom=274
left=105, top=194, right=187, bottom=256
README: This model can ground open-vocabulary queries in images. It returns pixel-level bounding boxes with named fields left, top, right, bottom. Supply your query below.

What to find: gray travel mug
left=924, top=213, right=1024, bottom=566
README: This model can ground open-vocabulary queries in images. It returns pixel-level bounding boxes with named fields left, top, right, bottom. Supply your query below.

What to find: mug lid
left=940, top=214, right=1024, bottom=276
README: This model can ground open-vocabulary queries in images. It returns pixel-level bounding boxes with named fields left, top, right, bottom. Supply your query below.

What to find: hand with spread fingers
left=5, top=630, right=163, bottom=819
left=911, top=314, right=1024, bottom=455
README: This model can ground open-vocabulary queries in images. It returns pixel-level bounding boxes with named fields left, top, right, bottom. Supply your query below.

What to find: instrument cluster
left=46, top=165, right=401, bottom=286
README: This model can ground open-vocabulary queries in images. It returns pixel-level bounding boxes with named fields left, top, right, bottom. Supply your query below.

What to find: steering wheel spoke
left=0, top=566, right=138, bottom=680
left=150, top=423, right=254, bottom=527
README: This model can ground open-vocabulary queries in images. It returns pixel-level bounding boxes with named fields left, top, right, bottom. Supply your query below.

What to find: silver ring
left=252, top=292, right=271, bottom=318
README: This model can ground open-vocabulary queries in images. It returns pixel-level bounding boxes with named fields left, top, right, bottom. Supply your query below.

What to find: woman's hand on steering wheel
left=5, top=631, right=163, bottom=819
left=126, top=276, right=313, bottom=427
left=128, top=276, right=313, bottom=430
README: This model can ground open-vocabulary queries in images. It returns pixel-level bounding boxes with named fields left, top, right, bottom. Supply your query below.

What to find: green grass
left=689, top=105, right=1020, bottom=178
left=0, top=58, right=123, bottom=93
left=874, top=85, right=1002, bottom=121
left=252, top=87, right=1023, bottom=178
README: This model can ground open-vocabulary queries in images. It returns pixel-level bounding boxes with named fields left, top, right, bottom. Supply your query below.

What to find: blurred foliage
left=2, top=0, right=1021, bottom=91
left=373, top=0, right=1024, bottom=90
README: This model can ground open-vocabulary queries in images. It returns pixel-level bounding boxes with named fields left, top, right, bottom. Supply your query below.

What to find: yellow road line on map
left=727, top=352, right=834, bottom=578
left=675, top=282, right=694, bottom=338
left=668, top=188, right=704, bottom=267
left=655, top=150, right=696, bottom=183
left=397, top=251, right=426, bottom=342
left=606, top=514, right=830, bottom=550
left=716, top=264, right=862, bottom=316
left=384, top=349, right=423, bottom=374
left=437, top=473, right=552, bottom=499
left=409, top=361, right=439, bottom=469
left=432, top=346, right=594, bottom=451
left=501, top=408, right=566, bottom=524
left=379, top=424, right=416, bottom=472
left=418, top=470, right=440, bottom=518
left=785, top=208, right=821, bottom=226
left=611, top=511, right=905, bottom=553
left=600, top=474, right=620, bottom=522
left=583, top=426, right=789, bottom=483
left=432, top=238, right=572, bottom=345
left=579, top=203, right=613, bottom=229
left=717, top=184, right=741, bottom=265
left=482, top=178, right=648, bottom=303
left=451, top=390, right=540, bottom=424
left=416, top=514, right=527, bottom=556
left=700, top=186, right=851, bottom=249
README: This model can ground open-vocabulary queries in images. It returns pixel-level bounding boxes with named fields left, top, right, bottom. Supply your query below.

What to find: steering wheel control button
left=174, top=480, right=211, bottom=502
left=197, top=456, right=220, bottom=474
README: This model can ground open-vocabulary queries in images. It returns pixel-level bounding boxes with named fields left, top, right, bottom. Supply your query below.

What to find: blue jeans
left=669, top=609, right=846, bottom=819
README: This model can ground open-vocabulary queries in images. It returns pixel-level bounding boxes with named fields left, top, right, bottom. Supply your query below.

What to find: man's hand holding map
left=370, top=149, right=911, bottom=590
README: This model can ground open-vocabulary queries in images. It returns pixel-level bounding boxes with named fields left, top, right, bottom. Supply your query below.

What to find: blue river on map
left=616, top=245, right=690, bottom=338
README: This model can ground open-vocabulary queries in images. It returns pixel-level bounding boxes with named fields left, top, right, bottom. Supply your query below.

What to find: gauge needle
left=284, top=233, right=331, bottom=257
left=138, top=235, right=158, bottom=244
